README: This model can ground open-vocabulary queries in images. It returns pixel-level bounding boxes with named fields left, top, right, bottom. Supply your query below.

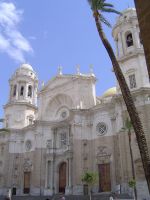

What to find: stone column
left=68, top=158, right=72, bottom=188
left=9, top=84, right=13, bottom=101
left=25, top=83, right=28, bottom=100
left=16, top=83, right=19, bottom=100
left=52, top=128, right=57, bottom=194
left=47, top=161, right=51, bottom=188
left=65, top=157, right=72, bottom=195
left=118, top=32, right=124, bottom=57
left=133, top=26, right=140, bottom=48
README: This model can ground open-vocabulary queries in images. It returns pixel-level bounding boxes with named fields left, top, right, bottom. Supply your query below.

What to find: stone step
left=0, top=193, right=133, bottom=200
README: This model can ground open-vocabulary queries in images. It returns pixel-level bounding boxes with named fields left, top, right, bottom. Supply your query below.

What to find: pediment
left=40, top=75, right=76, bottom=94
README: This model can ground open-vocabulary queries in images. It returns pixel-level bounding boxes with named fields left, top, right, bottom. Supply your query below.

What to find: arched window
left=28, top=85, right=32, bottom=97
left=20, top=86, right=24, bottom=96
left=126, top=33, right=133, bottom=47
left=13, top=85, right=17, bottom=96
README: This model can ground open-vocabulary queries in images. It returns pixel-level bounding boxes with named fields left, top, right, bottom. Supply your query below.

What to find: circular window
left=25, top=140, right=32, bottom=151
left=61, top=111, right=67, bottom=119
left=96, top=122, right=107, bottom=135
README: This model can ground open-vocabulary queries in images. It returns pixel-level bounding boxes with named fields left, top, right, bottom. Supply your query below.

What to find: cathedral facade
left=0, top=8, right=150, bottom=199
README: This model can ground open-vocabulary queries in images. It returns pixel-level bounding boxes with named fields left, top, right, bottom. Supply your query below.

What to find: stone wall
left=134, top=0, right=150, bottom=78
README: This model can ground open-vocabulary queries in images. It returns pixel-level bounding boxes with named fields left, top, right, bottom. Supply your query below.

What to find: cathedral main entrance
left=24, top=172, right=31, bottom=194
left=59, top=162, right=67, bottom=193
left=98, top=163, right=111, bottom=192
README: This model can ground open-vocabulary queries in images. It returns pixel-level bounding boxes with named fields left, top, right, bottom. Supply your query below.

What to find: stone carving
left=25, top=140, right=32, bottom=151
left=96, top=146, right=111, bottom=159
left=46, top=139, right=52, bottom=149
left=97, top=146, right=110, bottom=156
left=110, top=112, right=118, bottom=121
left=23, top=158, right=32, bottom=172
left=96, top=146, right=111, bottom=164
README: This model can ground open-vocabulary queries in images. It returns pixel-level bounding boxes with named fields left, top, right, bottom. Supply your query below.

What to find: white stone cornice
left=117, top=49, right=144, bottom=63
left=3, top=102, right=38, bottom=110
left=39, top=74, right=96, bottom=94
left=114, top=87, right=150, bottom=101
left=35, top=120, right=71, bottom=129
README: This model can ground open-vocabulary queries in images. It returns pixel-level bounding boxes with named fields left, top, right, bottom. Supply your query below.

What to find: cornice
left=9, top=74, right=38, bottom=83
left=117, top=49, right=144, bottom=63
left=34, top=119, right=72, bottom=129
left=39, top=74, right=96, bottom=95
left=112, top=16, right=137, bottom=33
left=4, top=102, right=38, bottom=110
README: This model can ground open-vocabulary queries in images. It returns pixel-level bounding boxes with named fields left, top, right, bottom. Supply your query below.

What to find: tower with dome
left=4, top=64, right=38, bottom=129
left=0, top=8, right=150, bottom=200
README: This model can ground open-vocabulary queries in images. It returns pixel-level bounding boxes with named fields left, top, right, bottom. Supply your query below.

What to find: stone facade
left=134, top=0, right=150, bottom=79
left=0, top=8, right=150, bottom=200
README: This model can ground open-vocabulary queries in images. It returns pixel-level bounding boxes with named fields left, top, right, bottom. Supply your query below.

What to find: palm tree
left=87, top=0, right=150, bottom=193
left=122, top=118, right=137, bottom=200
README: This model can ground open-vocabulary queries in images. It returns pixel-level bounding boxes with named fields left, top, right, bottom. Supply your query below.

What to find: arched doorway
left=59, top=162, right=67, bottom=193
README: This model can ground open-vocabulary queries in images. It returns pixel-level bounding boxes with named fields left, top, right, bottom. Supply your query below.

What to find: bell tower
left=112, top=8, right=150, bottom=92
left=4, top=64, right=38, bottom=129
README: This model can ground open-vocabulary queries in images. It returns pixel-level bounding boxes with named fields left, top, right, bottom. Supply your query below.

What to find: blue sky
left=0, top=0, right=134, bottom=118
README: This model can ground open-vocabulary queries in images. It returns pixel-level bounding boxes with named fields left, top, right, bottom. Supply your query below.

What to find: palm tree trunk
left=128, top=131, right=137, bottom=200
left=93, top=10, right=150, bottom=193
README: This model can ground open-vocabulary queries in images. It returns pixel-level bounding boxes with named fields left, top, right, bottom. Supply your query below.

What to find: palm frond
left=102, top=8, right=121, bottom=15
left=103, top=3, right=114, bottom=8
left=87, top=0, right=121, bottom=16
left=88, top=0, right=104, bottom=11
left=87, top=0, right=121, bottom=27
left=99, top=14, right=111, bottom=27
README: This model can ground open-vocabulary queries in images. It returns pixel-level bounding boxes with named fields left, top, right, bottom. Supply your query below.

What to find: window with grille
left=129, top=74, right=136, bottom=89
left=96, top=122, right=107, bottom=136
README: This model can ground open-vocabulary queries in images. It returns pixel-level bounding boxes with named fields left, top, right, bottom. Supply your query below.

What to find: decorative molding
left=23, top=158, right=32, bottom=172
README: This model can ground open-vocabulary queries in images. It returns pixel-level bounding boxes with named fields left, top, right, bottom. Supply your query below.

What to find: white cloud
left=0, top=1, right=33, bottom=63
left=0, top=34, right=9, bottom=49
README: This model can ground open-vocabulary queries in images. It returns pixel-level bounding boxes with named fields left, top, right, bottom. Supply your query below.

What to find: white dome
left=20, top=63, right=33, bottom=71
left=12, top=63, right=37, bottom=80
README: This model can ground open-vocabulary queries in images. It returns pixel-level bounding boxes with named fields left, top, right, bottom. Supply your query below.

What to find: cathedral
left=0, top=8, right=150, bottom=200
